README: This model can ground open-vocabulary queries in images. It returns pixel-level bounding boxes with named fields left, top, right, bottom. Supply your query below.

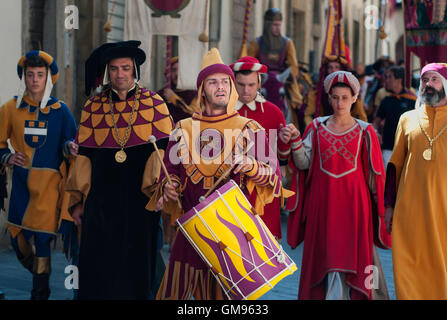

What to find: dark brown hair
left=329, top=82, right=355, bottom=96
left=24, top=55, right=48, bottom=73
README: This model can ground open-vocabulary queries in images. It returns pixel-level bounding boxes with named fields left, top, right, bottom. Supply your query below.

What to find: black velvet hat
left=84, top=40, right=146, bottom=96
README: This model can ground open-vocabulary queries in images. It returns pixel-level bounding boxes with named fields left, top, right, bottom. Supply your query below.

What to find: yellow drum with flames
left=176, top=179, right=297, bottom=300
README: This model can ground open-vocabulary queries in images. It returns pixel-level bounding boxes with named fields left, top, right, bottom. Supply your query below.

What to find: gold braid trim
left=174, top=121, right=256, bottom=190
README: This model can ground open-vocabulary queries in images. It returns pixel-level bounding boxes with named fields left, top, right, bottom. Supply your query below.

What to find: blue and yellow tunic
left=0, top=95, right=77, bottom=240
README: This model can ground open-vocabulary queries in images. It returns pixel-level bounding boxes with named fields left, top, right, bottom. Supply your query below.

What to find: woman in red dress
left=280, top=71, right=391, bottom=300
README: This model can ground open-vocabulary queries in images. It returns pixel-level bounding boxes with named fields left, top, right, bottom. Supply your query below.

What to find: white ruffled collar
left=235, top=93, right=266, bottom=111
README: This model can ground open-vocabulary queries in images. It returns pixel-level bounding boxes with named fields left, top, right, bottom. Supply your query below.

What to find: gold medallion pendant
left=109, top=84, right=139, bottom=164
left=418, top=109, right=447, bottom=162
left=115, top=149, right=127, bottom=163
left=423, top=148, right=432, bottom=161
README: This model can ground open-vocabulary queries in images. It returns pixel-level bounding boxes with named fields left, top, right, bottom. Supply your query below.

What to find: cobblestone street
left=0, top=213, right=395, bottom=300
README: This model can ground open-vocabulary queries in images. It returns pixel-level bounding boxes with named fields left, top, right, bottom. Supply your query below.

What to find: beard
left=212, top=101, right=227, bottom=109
left=422, top=86, right=446, bottom=106
left=208, top=99, right=228, bottom=113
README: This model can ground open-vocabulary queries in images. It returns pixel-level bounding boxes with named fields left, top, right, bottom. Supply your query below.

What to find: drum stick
left=149, top=135, right=182, bottom=209
left=199, top=164, right=235, bottom=202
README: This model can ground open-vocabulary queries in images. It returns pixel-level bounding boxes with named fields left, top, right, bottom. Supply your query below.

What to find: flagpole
left=165, top=35, right=172, bottom=89
left=316, top=0, right=341, bottom=118
left=374, top=0, right=384, bottom=61
left=402, top=0, right=410, bottom=88
left=239, top=0, right=253, bottom=59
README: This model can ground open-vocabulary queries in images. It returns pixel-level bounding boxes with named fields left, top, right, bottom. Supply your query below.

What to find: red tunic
left=286, top=117, right=390, bottom=300
left=236, top=99, right=288, bottom=238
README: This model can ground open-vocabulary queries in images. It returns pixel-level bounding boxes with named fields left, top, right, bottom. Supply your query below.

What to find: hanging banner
left=315, top=0, right=350, bottom=116
left=404, top=0, right=447, bottom=87
left=125, top=0, right=209, bottom=90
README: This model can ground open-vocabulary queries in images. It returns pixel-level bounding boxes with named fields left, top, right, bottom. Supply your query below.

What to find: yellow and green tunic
left=0, top=95, right=77, bottom=242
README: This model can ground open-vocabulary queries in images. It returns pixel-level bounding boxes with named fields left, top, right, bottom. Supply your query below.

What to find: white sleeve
left=292, top=129, right=313, bottom=170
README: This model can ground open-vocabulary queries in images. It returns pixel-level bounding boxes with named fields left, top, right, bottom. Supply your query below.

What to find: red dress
left=286, top=117, right=391, bottom=300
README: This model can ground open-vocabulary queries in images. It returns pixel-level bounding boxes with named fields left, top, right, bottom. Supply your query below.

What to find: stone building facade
left=0, top=0, right=406, bottom=248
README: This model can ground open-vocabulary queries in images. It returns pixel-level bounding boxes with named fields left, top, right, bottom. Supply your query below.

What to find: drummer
left=147, top=48, right=293, bottom=300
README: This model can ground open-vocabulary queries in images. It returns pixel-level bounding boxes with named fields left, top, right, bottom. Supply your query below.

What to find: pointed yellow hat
left=194, top=48, right=238, bottom=115
left=196, top=48, right=235, bottom=89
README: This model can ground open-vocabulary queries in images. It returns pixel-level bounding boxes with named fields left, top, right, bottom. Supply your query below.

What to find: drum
left=176, top=180, right=297, bottom=300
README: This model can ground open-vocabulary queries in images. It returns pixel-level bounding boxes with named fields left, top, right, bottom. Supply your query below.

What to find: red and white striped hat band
left=323, top=71, right=360, bottom=96
left=229, top=56, right=268, bottom=74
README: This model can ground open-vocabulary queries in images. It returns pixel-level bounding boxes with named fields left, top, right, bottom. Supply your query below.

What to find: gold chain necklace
left=108, top=84, right=139, bottom=163
left=417, top=108, right=447, bottom=161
